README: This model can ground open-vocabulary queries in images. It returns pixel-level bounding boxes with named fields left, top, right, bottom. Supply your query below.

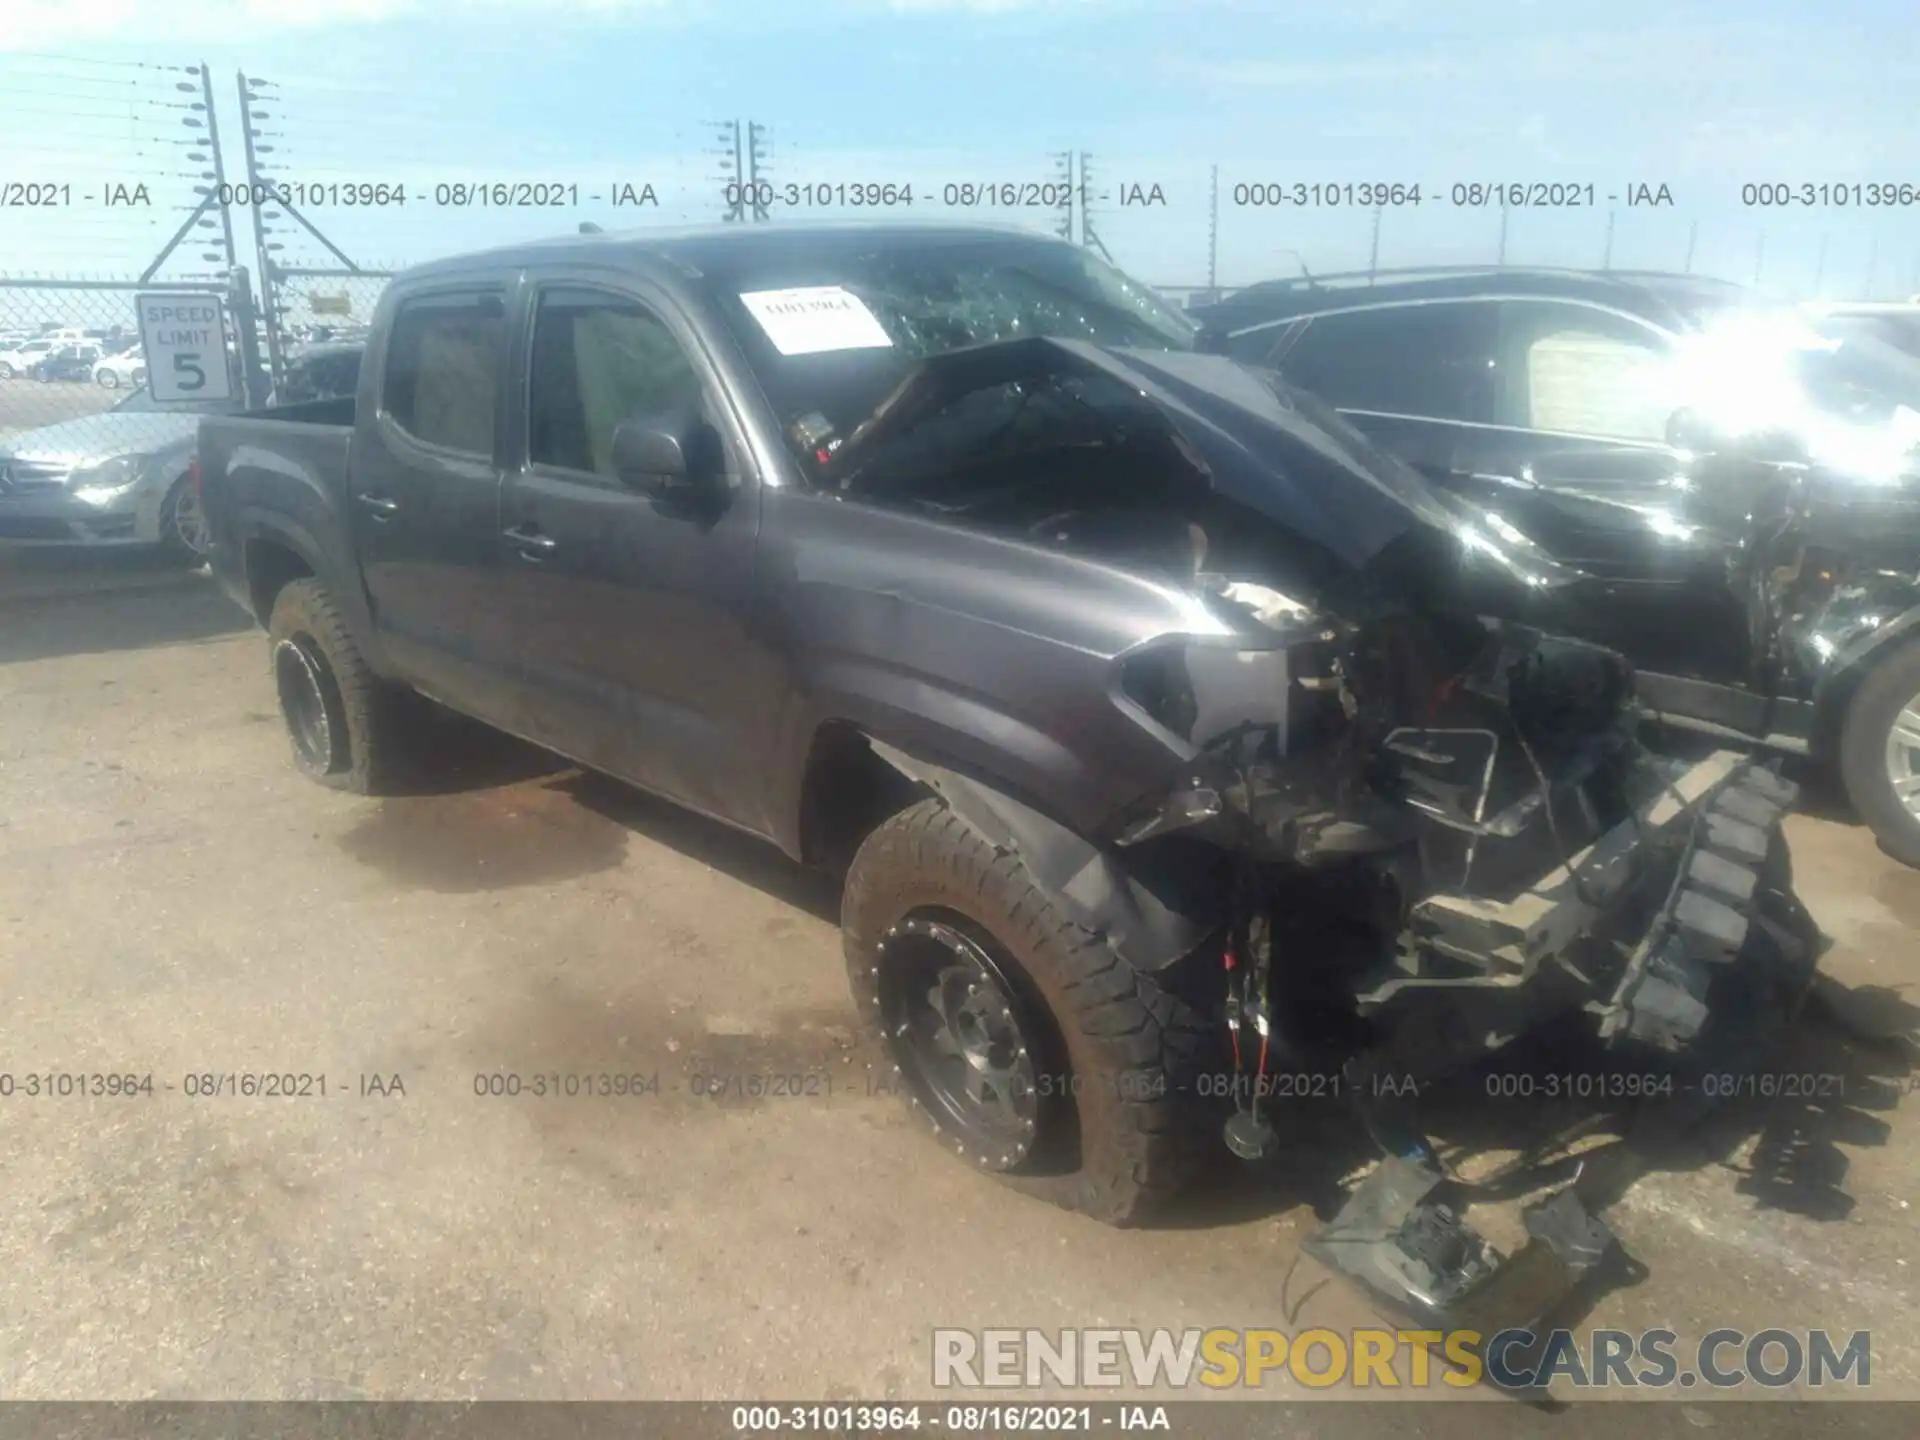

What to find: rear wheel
left=266, top=578, right=416, bottom=795
left=98, top=369, right=119, bottom=389
left=842, top=798, right=1208, bottom=1225
left=1839, top=641, right=1920, bottom=867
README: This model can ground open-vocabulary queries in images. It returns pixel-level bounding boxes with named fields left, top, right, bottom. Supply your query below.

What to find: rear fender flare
left=234, top=508, right=394, bottom=677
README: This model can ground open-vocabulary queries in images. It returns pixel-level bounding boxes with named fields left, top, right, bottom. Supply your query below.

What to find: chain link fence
left=0, top=276, right=252, bottom=436
left=0, top=273, right=266, bottom=557
left=0, top=285, right=149, bottom=448
left=257, top=266, right=392, bottom=394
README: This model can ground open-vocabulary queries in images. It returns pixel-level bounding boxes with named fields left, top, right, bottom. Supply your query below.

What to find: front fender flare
left=866, top=739, right=1223, bottom=973
left=1808, top=597, right=1920, bottom=745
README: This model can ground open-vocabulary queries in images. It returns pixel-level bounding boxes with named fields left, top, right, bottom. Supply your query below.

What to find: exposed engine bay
left=825, top=348, right=1821, bottom=1081
left=839, top=340, right=1827, bottom=1331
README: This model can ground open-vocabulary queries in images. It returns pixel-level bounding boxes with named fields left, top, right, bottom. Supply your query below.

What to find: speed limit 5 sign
left=134, top=292, right=234, bottom=403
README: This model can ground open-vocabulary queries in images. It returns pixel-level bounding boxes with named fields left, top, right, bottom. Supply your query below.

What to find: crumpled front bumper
left=1369, top=749, right=1822, bottom=1057
left=1304, top=752, right=1825, bottom=1345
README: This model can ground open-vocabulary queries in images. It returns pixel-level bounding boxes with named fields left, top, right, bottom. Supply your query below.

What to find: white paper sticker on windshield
left=739, top=287, right=893, bottom=356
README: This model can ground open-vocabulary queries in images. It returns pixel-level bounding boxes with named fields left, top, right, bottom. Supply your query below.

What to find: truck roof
left=401, top=219, right=1060, bottom=283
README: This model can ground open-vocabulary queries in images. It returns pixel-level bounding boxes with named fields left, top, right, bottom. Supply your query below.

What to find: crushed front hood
left=833, top=335, right=1580, bottom=592
left=1075, top=343, right=1449, bottom=572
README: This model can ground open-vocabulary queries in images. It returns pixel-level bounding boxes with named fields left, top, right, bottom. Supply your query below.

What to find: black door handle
left=503, top=523, right=557, bottom=559
left=356, top=492, right=400, bottom=519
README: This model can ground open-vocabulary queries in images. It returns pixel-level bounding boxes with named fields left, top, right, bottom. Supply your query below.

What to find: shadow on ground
left=336, top=733, right=840, bottom=922
left=326, top=700, right=1912, bottom=1333
left=0, top=554, right=247, bottom=663
left=1152, top=990, right=1911, bottom=1219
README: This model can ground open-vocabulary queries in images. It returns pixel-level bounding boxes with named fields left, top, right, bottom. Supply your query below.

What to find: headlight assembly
left=1115, top=639, right=1296, bottom=747
left=68, top=454, right=147, bottom=504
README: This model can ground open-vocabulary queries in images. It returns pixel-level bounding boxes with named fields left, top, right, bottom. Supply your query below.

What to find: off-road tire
left=266, top=578, right=417, bottom=795
left=842, top=798, right=1209, bottom=1225
left=1839, top=640, right=1920, bottom=868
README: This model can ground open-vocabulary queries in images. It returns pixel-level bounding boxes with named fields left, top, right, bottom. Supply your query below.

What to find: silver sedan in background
left=0, top=387, right=243, bottom=563
left=0, top=343, right=366, bottom=564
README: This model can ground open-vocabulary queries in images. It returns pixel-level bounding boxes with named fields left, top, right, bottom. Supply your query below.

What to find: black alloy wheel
left=274, top=633, right=347, bottom=778
left=874, top=911, right=1043, bottom=1170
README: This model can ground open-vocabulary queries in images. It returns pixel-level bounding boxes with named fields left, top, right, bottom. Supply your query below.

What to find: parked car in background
left=0, top=340, right=364, bottom=560
left=91, top=347, right=148, bottom=390
left=0, top=385, right=246, bottom=560
left=269, top=341, right=362, bottom=406
left=0, top=337, right=57, bottom=379
left=1807, top=300, right=1920, bottom=362
left=1193, top=267, right=1920, bottom=863
left=27, top=342, right=105, bottom=383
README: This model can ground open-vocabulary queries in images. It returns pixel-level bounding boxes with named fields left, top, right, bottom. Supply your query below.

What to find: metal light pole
left=198, top=63, right=238, bottom=267
left=236, top=71, right=284, bottom=390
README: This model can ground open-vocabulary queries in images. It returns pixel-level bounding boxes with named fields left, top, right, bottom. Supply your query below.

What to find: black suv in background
left=1809, top=300, right=1920, bottom=362
left=1194, top=267, right=1920, bottom=863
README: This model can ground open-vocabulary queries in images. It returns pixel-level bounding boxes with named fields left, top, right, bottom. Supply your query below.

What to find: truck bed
left=197, top=400, right=359, bottom=623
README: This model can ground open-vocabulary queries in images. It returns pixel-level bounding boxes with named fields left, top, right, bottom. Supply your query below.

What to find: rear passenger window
left=1278, top=303, right=1497, bottom=422
left=1497, top=302, right=1671, bottom=440
left=528, top=288, right=702, bottom=478
left=382, top=291, right=504, bottom=455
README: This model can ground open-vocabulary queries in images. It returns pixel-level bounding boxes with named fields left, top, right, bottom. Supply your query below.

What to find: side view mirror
left=611, top=407, right=724, bottom=505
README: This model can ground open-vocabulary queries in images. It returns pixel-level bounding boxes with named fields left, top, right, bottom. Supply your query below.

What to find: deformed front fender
left=866, top=739, right=1225, bottom=972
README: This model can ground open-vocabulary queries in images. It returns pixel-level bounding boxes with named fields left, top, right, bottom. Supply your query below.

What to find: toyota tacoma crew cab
left=199, top=224, right=1820, bottom=1244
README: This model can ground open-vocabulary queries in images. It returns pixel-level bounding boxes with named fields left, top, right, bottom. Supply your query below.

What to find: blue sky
left=3, top=0, right=1918, bottom=298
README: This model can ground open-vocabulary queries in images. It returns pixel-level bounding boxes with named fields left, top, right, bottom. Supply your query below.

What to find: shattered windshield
left=695, top=234, right=1196, bottom=470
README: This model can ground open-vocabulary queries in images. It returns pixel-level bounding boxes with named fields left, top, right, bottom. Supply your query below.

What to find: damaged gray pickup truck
left=199, top=224, right=1822, bottom=1296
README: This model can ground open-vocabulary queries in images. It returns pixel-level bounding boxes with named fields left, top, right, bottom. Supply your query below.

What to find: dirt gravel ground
left=1, top=552, right=1916, bottom=1423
